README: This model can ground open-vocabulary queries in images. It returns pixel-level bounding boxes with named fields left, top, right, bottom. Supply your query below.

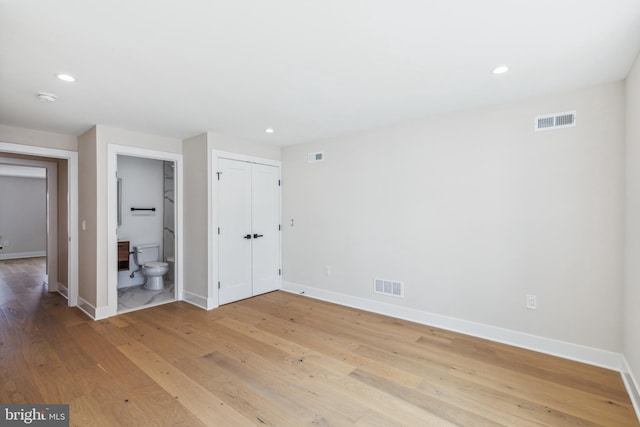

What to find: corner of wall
left=622, top=356, right=640, bottom=421
left=624, top=49, right=640, bottom=424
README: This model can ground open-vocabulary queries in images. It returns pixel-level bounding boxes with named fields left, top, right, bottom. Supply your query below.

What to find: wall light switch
left=526, top=294, right=537, bottom=310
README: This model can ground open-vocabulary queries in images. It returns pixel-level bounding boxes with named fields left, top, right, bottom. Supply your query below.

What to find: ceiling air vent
left=535, top=111, right=576, bottom=132
left=374, top=277, right=404, bottom=298
left=307, top=152, right=324, bottom=163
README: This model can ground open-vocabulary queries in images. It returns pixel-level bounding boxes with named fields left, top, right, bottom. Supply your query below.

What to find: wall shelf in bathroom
left=118, top=241, right=130, bottom=271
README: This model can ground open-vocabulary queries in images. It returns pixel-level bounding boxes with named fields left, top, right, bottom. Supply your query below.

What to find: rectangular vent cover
left=374, top=278, right=404, bottom=298
left=535, top=111, right=576, bottom=131
left=307, top=152, right=324, bottom=163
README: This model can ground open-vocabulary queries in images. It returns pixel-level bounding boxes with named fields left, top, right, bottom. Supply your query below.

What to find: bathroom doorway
left=107, top=145, right=183, bottom=317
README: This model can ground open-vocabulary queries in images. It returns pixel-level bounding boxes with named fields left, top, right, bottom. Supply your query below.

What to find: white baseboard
left=182, top=290, right=217, bottom=310
left=281, top=281, right=623, bottom=371
left=622, top=357, right=640, bottom=419
left=0, top=251, right=46, bottom=260
left=76, top=297, right=96, bottom=320
left=57, top=282, right=68, bottom=299
left=76, top=297, right=110, bottom=320
left=285, top=280, right=640, bottom=422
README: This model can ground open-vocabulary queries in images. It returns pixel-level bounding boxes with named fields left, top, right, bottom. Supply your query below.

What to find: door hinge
left=218, top=281, right=221, bottom=289
left=217, top=172, right=221, bottom=181
left=218, top=227, right=220, bottom=235
left=278, top=179, right=281, bottom=186
left=279, top=269, right=282, bottom=276
left=278, top=224, right=281, bottom=231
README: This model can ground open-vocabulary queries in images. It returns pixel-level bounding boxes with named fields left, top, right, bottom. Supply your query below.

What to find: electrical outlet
left=526, top=294, right=537, bottom=310
left=324, top=265, right=331, bottom=277
left=3, top=241, right=9, bottom=248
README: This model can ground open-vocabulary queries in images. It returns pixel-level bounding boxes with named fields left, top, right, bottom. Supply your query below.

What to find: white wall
left=0, top=175, right=46, bottom=258
left=208, top=132, right=281, bottom=161
left=183, top=133, right=210, bottom=305
left=116, top=155, right=164, bottom=288
left=624, top=52, right=640, bottom=406
left=0, top=124, right=77, bottom=151
left=78, top=126, right=99, bottom=306
left=282, top=81, right=625, bottom=353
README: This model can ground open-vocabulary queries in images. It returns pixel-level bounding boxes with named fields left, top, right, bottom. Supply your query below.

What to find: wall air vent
left=535, top=111, right=576, bottom=131
left=374, top=278, right=404, bottom=298
left=307, top=152, right=324, bottom=163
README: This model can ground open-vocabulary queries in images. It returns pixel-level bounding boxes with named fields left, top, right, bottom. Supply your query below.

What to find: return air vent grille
left=374, top=278, right=404, bottom=298
left=308, top=152, right=324, bottom=163
left=535, top=111, right=576, bottom=131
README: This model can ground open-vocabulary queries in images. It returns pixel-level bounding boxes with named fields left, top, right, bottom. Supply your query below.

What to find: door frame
left=211, top=150, right=281, bottom=307
left=106, top=144, right=184, bottom=317
left=0, top=141, right=79, bottom=306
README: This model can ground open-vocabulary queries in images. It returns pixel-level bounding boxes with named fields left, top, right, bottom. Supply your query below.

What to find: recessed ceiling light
left=492, top=65, right=509, bottom=75
left=265, top=128, right=275, bottom=134
left=56, top=74, right=76, bottom=82
left=37, top=92, right=57, bottom=102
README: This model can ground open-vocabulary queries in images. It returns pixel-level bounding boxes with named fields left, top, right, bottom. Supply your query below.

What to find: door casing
left=0, top=141, right=78, bottom=307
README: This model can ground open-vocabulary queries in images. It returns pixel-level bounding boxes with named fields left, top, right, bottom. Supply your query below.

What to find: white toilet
left=132, top=243, right=169, bottom=290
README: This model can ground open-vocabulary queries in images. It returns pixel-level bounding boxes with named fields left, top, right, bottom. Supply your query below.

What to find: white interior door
left=218, top=158, right=253, bottom=305
left=251, top=163, right=280, bottom=296
left=217, top=158, right=280, bottom=305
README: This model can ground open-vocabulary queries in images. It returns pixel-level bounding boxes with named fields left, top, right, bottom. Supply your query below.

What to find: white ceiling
left=1, top=1, right=640, bottom=147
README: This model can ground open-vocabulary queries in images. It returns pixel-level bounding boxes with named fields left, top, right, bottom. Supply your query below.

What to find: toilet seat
left=142, top=262, right=169, bottom=290
left=144, top=261, right=168, bottom=268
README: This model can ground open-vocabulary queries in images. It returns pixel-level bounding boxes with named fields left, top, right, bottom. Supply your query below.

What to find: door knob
left=253, top=234, right=264, bottom=239
left=243, top=234, right=252, bottom=239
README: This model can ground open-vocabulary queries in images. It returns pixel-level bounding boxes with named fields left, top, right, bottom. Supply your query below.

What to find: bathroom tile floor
left=117, top=282, right=175, bottom=313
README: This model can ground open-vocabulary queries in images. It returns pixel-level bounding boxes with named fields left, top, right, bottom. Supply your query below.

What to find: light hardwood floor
left=1, top=257, right=638, bottom=426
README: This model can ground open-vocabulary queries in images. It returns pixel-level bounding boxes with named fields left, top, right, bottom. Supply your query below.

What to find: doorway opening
left=0, top=142, right=78, bottom=307
left=115, top=155, right=176, bottom=312
left=107, top=144, right=183, bottom=317
left=0, top=159, right=58, bottom=294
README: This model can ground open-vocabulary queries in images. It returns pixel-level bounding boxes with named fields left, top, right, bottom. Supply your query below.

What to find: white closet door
left=218, top=158, right=253, bottom=305
left=251, top=163, right=280, bottom=296
left=218, top=158, right=281, bottom=305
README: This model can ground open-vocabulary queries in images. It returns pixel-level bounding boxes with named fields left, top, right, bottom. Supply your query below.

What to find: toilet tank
left=133, top=243, right=160, bottom=264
